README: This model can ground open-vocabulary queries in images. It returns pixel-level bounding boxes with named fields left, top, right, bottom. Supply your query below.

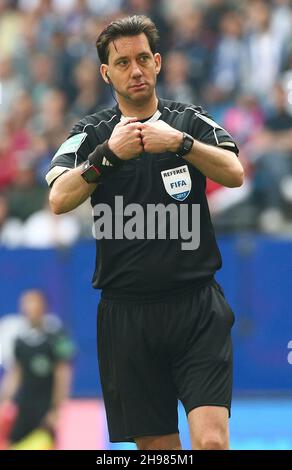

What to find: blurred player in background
left=46, top=16, right=243, bottom=450
left=0, top=289, right=74, bottom=449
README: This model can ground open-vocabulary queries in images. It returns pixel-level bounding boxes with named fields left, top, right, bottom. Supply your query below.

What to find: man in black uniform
left=46, top=15, right=244, bottom=450
left=0, top=290, right=74, bottom=446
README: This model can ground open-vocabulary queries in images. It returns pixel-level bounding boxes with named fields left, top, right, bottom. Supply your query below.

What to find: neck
left=118, top=94, right=158, bottom=120
left=29, top=318, right=44, bottom=329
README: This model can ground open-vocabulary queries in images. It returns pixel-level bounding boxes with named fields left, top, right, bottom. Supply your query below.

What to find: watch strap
left=176, top=132, right=194, bottom=157
left=81, top=140, right=123, bottom=183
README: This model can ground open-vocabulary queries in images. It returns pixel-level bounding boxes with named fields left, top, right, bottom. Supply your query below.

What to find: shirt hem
left=100, top=276, right=214, bottom=303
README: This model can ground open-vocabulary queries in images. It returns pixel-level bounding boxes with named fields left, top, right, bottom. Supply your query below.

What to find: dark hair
left=96, top=15, right=159, bottom=64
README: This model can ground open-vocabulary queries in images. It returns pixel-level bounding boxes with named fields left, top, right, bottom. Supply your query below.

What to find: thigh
left=9, top=403, right=47, bottom=444
left=172, top=280, right=234, bottom=418
left=97, top=299, right=179, bottom=443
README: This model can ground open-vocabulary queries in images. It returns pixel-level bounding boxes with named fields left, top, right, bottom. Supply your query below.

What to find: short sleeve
left=190, top=108, right=239, bottom=155
left=45, top=121, right=99, bottom=187
left=51, top=332, right=75, bottom=363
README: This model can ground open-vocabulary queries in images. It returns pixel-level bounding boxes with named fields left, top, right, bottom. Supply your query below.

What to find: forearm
left=0, top=366, right=21, bottom=403
left=184, top=140, right=244, bottom=188
left=49, top=166, right=97, bottom=214
left=51, top=363, right=72, bottom=410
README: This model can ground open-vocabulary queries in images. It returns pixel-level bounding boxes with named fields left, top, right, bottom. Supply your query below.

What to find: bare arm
left=49, top=166, right=97, bottom=215
left=141, top=120, right=244, bottom=188
left=49, top=118, right=143, bottom=215
left=0, top=364, right=22, bottom=403
left=42, top=362, right=73, bottom=431
left=51, top=362, right=72, bottom=410
left=183, top=139, right=244, bottom=188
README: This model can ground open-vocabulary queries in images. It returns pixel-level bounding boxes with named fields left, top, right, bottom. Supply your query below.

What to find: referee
left=46, top=15, right=243, bottom=450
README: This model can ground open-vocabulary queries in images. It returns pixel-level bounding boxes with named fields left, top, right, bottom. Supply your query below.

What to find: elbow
left=49, top=191, right=66, bottom=215
left=227, top=163, right=245, bottom=188
left=229, top=169, right=244, bottom=188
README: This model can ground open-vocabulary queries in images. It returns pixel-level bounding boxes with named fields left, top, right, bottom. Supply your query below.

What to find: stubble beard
left=117, top=80, right=156, bottom=106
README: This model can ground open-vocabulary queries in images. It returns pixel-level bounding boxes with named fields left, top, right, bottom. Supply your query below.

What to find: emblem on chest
left=160, top=165, right=192, bottom=201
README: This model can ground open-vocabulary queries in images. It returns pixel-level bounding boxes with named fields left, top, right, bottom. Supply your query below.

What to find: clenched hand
left=108, top=118, right=143, bottom=160
left=140, top=121, right=183, bottom=154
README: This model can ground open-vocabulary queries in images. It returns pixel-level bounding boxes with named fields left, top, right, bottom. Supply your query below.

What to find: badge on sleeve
left=161, top=165, right=192, bottom=201
left=52, top=132, right=88, bottom=161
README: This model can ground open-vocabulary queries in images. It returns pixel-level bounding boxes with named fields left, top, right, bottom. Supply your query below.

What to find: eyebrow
left=114, top=56, right=128, bottom=64
left=113, top=52, right=151, bottom=64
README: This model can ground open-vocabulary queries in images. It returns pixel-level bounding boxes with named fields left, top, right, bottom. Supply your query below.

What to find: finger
left=125, top=122, right=143, bottom=131
left=133, top=122, right=143, bottom=130
left=136, top=141, right=144, bottom=151
left=118, top=117, right=138, bottom=126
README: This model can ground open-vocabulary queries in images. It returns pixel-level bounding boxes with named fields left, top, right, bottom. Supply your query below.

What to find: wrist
left=169, top=131, right=184, bottom=153
left=89, top=140, right=122, bottom=168
left=50, top=403, right=60, bottom=412
left=81, top=140, right=123, bottom=184
left=107, top=140, right=120, bottom=158
left=0, top=396, right=13, bottom=405
left=176, top=132, right=194, bottom=157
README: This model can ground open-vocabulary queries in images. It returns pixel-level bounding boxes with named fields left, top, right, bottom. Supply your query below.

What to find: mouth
left=130, top=83, right=147, bottom=90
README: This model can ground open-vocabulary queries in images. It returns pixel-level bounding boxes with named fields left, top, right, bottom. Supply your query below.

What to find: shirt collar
left=115, top=98, right=163, bottom=123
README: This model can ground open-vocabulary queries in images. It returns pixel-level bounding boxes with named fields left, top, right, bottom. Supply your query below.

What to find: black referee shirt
left=14, top=326, right=74, bottom=407
left=46, top=98, right=239, bottom=300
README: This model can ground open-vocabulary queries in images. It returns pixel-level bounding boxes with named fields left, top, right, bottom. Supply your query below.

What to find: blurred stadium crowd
left=1, top=0, right=292, bottom=247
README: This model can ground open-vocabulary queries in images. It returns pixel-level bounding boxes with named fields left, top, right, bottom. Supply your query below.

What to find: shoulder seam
left=163, top=106, right=199, bottom=115
left=73, top=114, right=118, bottom=167
left=164, top=106, right=223, bottom=128
left=82, top=114, right=118, bottom=133
left=163, top=106, right=233, bottom=146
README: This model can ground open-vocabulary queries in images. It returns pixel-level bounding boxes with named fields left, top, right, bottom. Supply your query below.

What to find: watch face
left=181, top=133, right=194, bottom=155
left=81, top=163, right=100, bottom=183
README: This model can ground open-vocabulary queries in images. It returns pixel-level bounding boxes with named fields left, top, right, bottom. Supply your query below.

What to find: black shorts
left=9, top=401, right=52, bottom=444
left=97, top=279, right=234, bottom=443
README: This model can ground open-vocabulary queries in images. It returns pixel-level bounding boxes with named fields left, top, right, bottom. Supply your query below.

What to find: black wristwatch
left=81, top=160, right=101, bottom=184
left=81, top=140, right=123, bottom=184
left=176, top=132, right=194, bottom=157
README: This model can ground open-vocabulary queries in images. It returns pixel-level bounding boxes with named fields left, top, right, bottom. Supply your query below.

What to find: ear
left=154, top=53, right=161, bottom=76
left=100, top=64, right=110, bottom=84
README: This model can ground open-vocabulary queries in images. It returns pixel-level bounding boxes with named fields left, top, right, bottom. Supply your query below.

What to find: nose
left=130, top=62, right=143, bottom=78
